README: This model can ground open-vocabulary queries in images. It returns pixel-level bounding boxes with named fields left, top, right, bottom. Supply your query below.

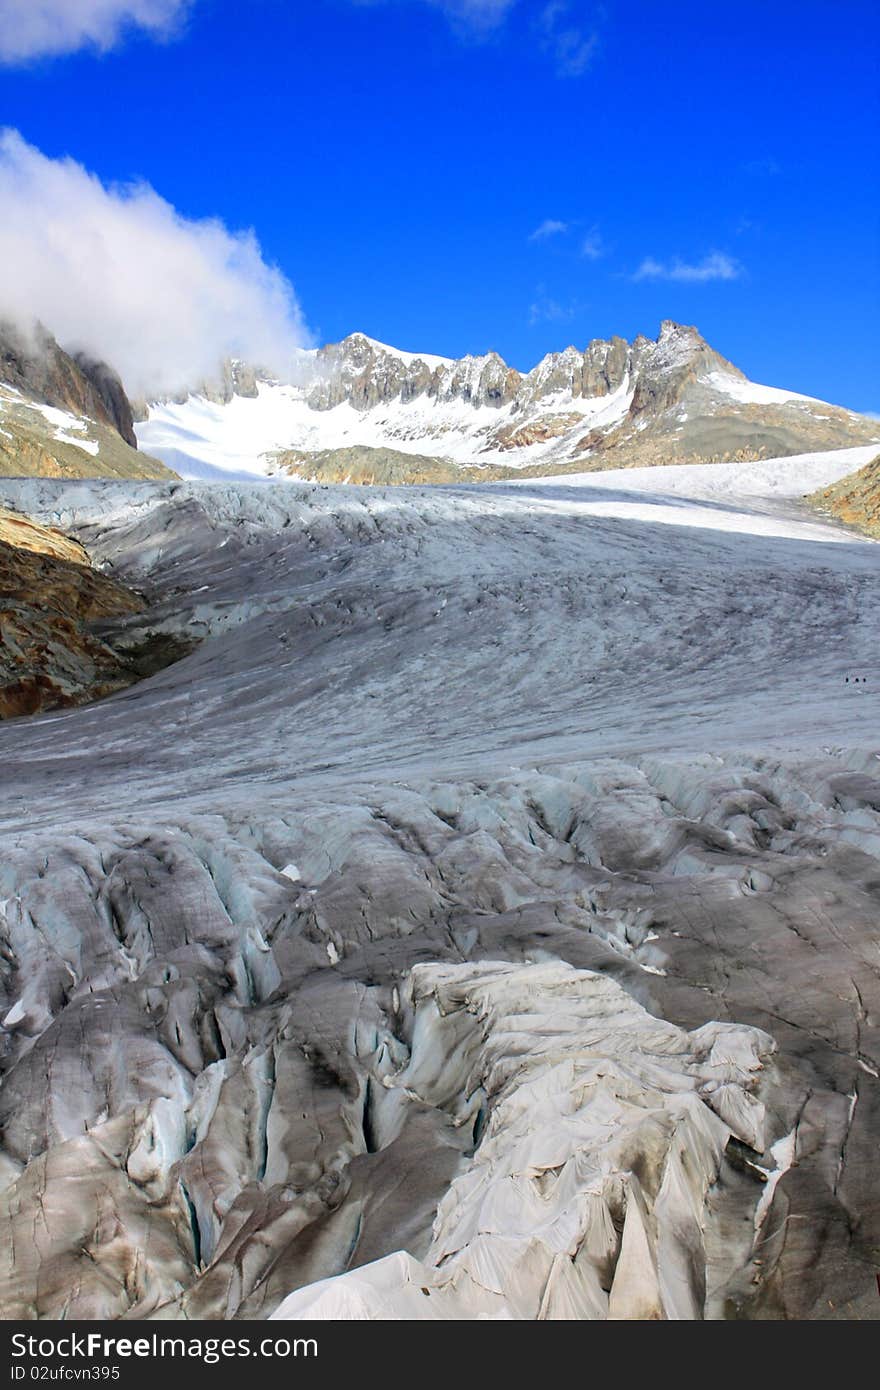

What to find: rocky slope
left=274, top=444, right=517, bottom=486
left=0, top=505, right=92, bottom=565
left=0, top=323, right=174, bottom=481
left=809, top=452, right=880, bottom=538
left=139, top=322, right=880, bottom=483
left=0, top=455, right=877, bottom=1319
left=0, top=503, right=192, bottom=718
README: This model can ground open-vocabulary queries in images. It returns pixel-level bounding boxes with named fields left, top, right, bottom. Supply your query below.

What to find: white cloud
left=529, top=218, right=569, bottom=242
left=537, top=2, right=600, bottom=78
left=0, top=130, right=309, bottom=397
left=0, top=0, right=190, bottom=64
left=633, top=251, right=743, bottom=283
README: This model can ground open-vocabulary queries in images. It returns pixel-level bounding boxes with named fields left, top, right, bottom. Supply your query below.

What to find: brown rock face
left=582, top=335, right=630, bottom=396
left=627, top=321, right=742, bottom=418
left=491, top=413, right=583, bottom=451
left=809, top=453, right=880, bottom=538
left=0, top=508, right=146, bottom=719
left=0, top=506, right=90, bottom=565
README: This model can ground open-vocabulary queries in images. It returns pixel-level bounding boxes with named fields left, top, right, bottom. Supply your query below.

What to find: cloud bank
left=633, top=251, right=743, bottom=283
left=0, top=130, right=309, bottom=398
left=0, top=0, right=190, bottom=64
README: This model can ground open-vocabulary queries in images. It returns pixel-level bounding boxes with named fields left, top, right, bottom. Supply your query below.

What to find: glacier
left=0, top=447, right=878, bottom=1320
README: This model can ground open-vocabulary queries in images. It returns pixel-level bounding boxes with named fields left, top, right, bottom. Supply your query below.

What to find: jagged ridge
left=140, top=322, right=880, bottom=483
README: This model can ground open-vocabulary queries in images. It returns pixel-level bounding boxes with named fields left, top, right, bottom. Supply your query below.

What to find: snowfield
left=136, top=374, right=637, bottom=478
left=0, top=448, right=877, bottom=1321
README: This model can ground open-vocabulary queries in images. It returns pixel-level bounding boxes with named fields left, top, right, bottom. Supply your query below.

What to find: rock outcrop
left=0, top=504, right=191, bottom=718
left=809, top=452, right=880, bottom=538
left=0, top=322, right=135, bottom=444
left=70, top=351, right=138, bottom=448
left=0, top=322, right=175, bottom=480
left=274, top=444, right=499, bottom=486
left=172, top=358, right=260, bottom=408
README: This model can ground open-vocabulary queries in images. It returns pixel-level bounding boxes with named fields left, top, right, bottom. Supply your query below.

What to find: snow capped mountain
left=137, top=322, right=880, bottom=484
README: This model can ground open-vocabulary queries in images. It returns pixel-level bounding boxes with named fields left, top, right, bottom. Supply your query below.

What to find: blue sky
left=1, top=0, right=878, bottom=408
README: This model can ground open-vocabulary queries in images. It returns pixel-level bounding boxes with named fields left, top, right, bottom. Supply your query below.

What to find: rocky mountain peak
left=628, top=320, right=744, bottom=417
left=0, top=320, right=138, bottom=447
left=651, top=320, right=742, bottom=374
left=659, top=317, right=699, bottom=342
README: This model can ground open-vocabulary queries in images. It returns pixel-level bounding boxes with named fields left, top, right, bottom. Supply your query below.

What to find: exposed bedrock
left=0, top=758, right=877, bottom=1319
left=0, top=503, right=198, bottom=719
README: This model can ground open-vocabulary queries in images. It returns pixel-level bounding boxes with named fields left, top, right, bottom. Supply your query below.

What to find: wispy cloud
left=529, top=218, right=569, bottom=242
left=0, top=0, right=191, bottom=64
left=537, top=2, right=601, bottom=78
left=528, top=287, right=583, bottom=325
left=580, top=226, right=604, bottom=259
left=633, top=251, right=743, bottom=283
left=426, top=0, right=516, bottom=31
left=0, top=129, right=309, bottom=397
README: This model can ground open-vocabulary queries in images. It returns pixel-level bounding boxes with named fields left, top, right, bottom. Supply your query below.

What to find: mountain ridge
left=2, top=316, right=876, bottom=485
left=138, top=321, right=880, bottom=484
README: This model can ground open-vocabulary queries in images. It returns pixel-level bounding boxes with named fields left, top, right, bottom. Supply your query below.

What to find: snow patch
left=55, top=431, right=99, bottom=455
left=705, top=370, right=821, bottom=408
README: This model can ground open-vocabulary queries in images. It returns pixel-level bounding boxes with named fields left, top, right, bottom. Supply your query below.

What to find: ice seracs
left=271, top=960, right=777, bottom=1321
